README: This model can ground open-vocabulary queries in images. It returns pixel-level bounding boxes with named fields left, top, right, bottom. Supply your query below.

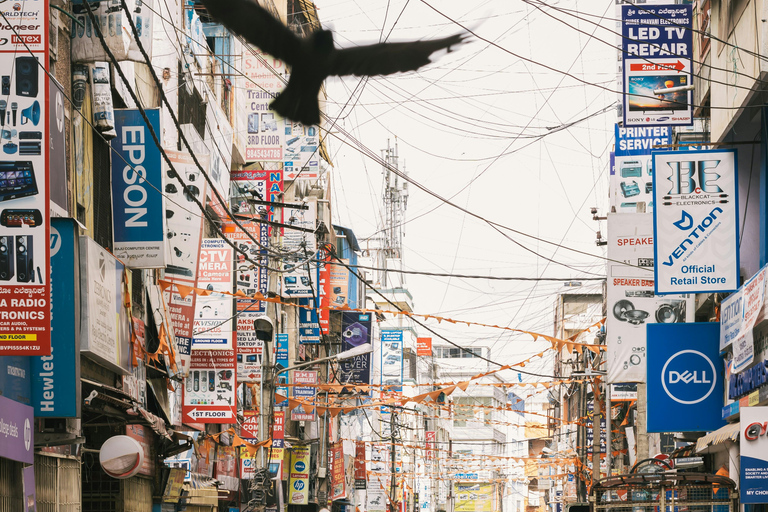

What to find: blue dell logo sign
left=294, top=461, right=306, bottom=472
left=661, top=349, right=717, bottom=405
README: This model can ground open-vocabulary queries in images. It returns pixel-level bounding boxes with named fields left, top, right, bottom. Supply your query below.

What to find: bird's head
left=310, top=29, right=335, bottom=52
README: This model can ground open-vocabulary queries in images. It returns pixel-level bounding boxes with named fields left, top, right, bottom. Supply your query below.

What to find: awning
left=695, top=422, right=740, bottom=453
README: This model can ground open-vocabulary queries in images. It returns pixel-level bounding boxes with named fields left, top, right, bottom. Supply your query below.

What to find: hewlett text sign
left=622, top=5, right=693, bottom=127
left=652, top=149, right=739, bottom=294
left=646, top=323, right=725, bottom=432
left=741, top=406, right=768, bottom=503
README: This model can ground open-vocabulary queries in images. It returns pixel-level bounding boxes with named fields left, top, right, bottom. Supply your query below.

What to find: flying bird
left=199, top=0, right=467, bottom=126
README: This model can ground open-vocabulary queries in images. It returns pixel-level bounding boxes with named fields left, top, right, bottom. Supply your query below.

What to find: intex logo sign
left=661, top=349, right=717, bottom=404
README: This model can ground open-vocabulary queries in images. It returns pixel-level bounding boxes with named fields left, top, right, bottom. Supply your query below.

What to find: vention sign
left=653, top=150, right=739, bottom=295
left=621, top=4, right=693, bottom=127
left=729, top=360, right=768, bottom=400
left=111, top=109, right=166, bottom=268
left=647, top=323, right=725, bottom=432
left=741, top=407, right=768, bottom=503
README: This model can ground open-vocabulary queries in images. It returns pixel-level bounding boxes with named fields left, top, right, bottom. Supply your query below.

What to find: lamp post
left=273, top=343, right=374, bottom=379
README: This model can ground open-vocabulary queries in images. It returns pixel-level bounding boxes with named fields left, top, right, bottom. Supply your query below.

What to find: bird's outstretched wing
left=327, top=34, right=466, bottom=77
left=198, top=0, right=303, bottom=65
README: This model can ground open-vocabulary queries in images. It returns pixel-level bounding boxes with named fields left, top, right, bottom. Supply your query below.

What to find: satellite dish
left=99, top=435, right=144, bottom=479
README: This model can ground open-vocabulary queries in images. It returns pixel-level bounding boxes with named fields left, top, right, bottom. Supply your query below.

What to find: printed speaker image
left=0, top=236, right=13, bottom=281
left=15, top=235, right=33, bottom=283
left=15, top=57, right=39, bottom=98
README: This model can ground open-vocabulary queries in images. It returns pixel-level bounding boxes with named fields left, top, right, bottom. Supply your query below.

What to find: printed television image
left=627, top=75, right=688, bottom=112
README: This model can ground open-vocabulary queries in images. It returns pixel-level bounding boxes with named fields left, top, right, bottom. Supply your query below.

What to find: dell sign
left=647, top=323, right=726, bottom=432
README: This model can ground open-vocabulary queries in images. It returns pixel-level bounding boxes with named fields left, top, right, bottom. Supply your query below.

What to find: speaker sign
left=652, top=149, right=739, bottom=294
left=0, top=3, right=51, bottom=355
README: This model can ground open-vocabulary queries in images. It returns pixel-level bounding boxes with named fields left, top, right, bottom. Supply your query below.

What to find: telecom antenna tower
left=374, top=138, right=408, bottom=289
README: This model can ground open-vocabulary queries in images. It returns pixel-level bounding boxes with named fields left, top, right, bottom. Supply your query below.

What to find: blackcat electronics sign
left=0, top=3, right=51, bottom=356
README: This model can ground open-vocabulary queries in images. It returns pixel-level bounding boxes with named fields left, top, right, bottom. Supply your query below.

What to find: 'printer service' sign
left=653, top=149, right=739, bottom=295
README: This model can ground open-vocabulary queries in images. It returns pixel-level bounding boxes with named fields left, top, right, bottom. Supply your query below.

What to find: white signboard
left=733, top=267, right=767, bottom=373
left=653, top=149, right=739, bottom=295
left=192, top=239, right=234, bottom=349
left=606, top=214, right=693, bottom=383
left=243, top=49, right=286, bottom=162
left=720, top=288, right=743, bottom=352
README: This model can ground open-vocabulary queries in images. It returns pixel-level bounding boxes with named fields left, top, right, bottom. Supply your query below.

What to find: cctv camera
left=590, top=207, right=598, bottom=215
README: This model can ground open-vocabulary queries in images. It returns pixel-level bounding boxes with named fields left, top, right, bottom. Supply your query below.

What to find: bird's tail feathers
left=270, top=88, right=321, bottom=127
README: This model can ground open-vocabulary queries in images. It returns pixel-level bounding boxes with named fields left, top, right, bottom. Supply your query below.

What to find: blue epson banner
left=339, top=312, right=372, bottom=385
left=111, top=108, right=166, bottom=268
left=741, top=406, right=768, bottom=503
left=647, top=323, right=725, bottom=432
left=31, top=218, right=81, bottom=417
left=622, top=4, right=693, bottom=127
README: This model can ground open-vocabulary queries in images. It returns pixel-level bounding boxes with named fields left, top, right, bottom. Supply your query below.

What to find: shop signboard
left=355, top=441, right=367, bottom=488
left=622, top=4, right=693, bottom=127
left=284, top=121, right=320, bottom=181
left=182, top=349, right=236, bottom=423
left=606, top=214, right=693, bottom=382
left=646, top=322, right=726, bottom=432
left=741, top=406, right=768, bottom=503
left=242, top=410, right=259, bottom=439
left=426, top=431, right=436, bottom=460
left=226, top=221, right=268, bottom=316
left=0, top=0, right=51, bottom=357
left=111, top=108, right=166, bottom=268
left=192, top=238, right=234, bottom=349
left=281, top=201, right=317, bottom=298
left=289, top=445, right=311, bottom=505
left=243, top=49, right=286, bottom=162
left=31, top=219, right=80, bottom=416
left=721, top=287, right=743, bottom=352
left=298, top=298, right=321, bottom=344
left=230, top=168, right=283, bottom=233
left=80, top=236, right=132, bottom=374
left=331, top=443, right=346, bottom=500
left=732, top=267, right=767, bottom=373
left=0, top=395, right=33, bottom=464
left=163, top=150, right=209, bottom=374
left=611, top=125, right=671, bottom=213
left=417, top=337, right=432, bottom=357
left=652, top=149, right=739, bottom=295
left=339, top=312, right=372, bottom=385
left=381, top=330, right=403, bottom=392
left=454, top=483, right=493, bottom=512
left=126, top=424, right=155, bottom=476
left=291, top=370, right=317, bottom=421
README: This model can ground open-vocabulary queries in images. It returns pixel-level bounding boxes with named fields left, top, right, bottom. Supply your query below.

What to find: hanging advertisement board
left=454, top=483, right=493, bottom=512
left=226, top=221, right=268, bottom=315
left=606, top=214, right=693, bottom=382
left=426, top=431, right=436, bottom=460
left=417, top=337, right=432, bottom=357
left=281, top=200, right=317, bottom=297
left=339, top=312, right=372, bottom=385
left=111, top=108, right=166, bottom=268
left=298, top=298, right=321, bottom=344
left=721, top=287, right=743, bottom=352
left=621, top=4, right=693, bottom=127
left=0, top=395, right=33, bottom=464
left=163, top=150, right=208, bottom=375
left=646, top=323, right=725, bottom=432
left=243, top=48, right=286, bottom=162
left=732, top=267, right=766, bottom=373
left=289, top=445, right=311, bottom=505
left=354, top=441, right=367, bottom=488
left=79, top=236, right=132, bottom=374
left=331, top=442, right=346, bottom=500
left=291, top=370, right=317, bottom=421
left=381, top=330, right=403, bottom=392
left=192, top=238, right=234, bottom=349
left=242, top=409, right=259, bottom=439
left=182, top=349, right=236, bottom=423
left=32, top=218, right=80, bottom=417
left=611, top=125, right=671, bottom=213
left=741, top=406, right=768, bottom=504
left=0, top=1, right=51, bottom=356
left=652, top=149, right=739, bottom=294
left=230, top=168, right=283, bottom=232
left=284, top=121, right=320, bottom=181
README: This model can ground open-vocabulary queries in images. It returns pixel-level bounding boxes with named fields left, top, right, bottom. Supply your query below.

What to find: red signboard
left=331, top=442, right=346, bottom=500
left=417, top=338, right=432, bottom=357
left=242, top=410, right=259, bottom=439
left=273, top=411, right=285, bottom=440
left=182, top=349, right=236, bottom=423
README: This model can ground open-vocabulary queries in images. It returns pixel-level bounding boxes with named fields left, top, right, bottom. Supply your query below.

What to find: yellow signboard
left=454, top=483, right=493, bottom=512
left=289, top=446, right=311, bottom=505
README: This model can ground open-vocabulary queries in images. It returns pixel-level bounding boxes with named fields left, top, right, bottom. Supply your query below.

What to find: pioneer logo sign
left=653, top=150, right=739, bottom=295
left=647, top=323, right=725, bottom=432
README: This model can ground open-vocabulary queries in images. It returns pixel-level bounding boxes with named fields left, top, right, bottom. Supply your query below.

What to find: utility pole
left=391, top=410, right=398, bottom=512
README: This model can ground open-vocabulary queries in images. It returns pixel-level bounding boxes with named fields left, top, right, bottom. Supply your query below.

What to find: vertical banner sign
left=622, top=4, right=693, bottom=127
left=289, top=445, right=311, bottom=505
left=331, top=443, right=346, bottom=500
left=646, top=323, right=725, bottom=432
left=284, top=121, right=320, bottom=181
left=230, top=168, right=284, bottom=232
left=732, top=266, right=767, bottom=373
left=720, top=286, right=743, bottom=352
left=298, top=298, right=321, bottom=344
left=281, top=200, right=317, bottom=297
left=163, top=150, right=209, bottom=375
left=111, top=109, right=166, bottom=268
left=243, top=48, right=286, bottom=162
left=653, top=149, right=739, bottom=294
left=368, top=444, right=390, bottom=512
left=0, top=1, right=50, bottom=355
left=606, top=214, right=693, bottom=383
left=354, top=441, right=367, bottom=489
left=741, top=406, right=768, bottom=504
left=426, top=431, right=436, bottom=460
left=381, top=330, right=404, bottom=392
left=242, top=409, right=259, bottom=440
left=328, top=261, right=349, bottom=308
left=192, top=238, right=234, bottom=348
left=291, top=370, right=317, bottom=421
left=340, top=312, right=372, bottom=385
left=32, top=219, right=81, bottom=417
left=182, top=349, right=236, bottom=423
left=318, top=250, right=332, bottom=334
left=417, top=337, right=433, bottom=357
left=612, top=125, right=671, bottom=213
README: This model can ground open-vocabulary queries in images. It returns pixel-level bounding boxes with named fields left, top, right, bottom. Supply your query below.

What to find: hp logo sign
left=661, top=349, right=717, bottom=404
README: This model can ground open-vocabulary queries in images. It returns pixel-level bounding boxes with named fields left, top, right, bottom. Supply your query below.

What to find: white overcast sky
left=314, top=0, right=614, bottom=372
